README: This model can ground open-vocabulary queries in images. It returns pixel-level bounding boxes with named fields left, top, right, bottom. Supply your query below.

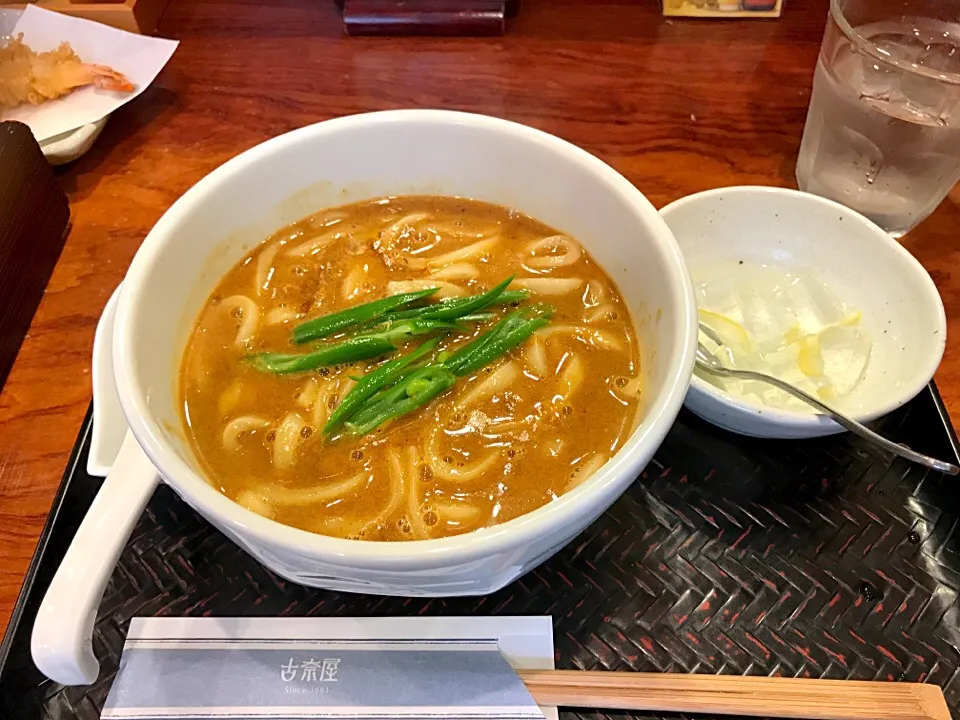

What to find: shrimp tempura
left=0, top=34, right=135, bottom=110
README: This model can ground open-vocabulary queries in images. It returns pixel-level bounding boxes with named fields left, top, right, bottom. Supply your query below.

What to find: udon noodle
left=180, top=196, right=641, bottom=541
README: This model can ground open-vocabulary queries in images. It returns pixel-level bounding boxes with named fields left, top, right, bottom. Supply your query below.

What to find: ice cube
left=835, top=41, right=897, bottom=100
left=854, top=33, right=925, bottom=100
left=909, top=42, right=960, bottom=121
left=739, top=285, right=783, bottom=348
left=794, top=271, right=846, bottom=327
left=917, top=42, right=960, bottom=74
left=872, top=31, right=926, bottom=63
left=891, top=42, right=960, bottom=124
left=695, top=275, right=740, bottom=319
left=819, top=325, right=871, bottom=395
left=897, top=79, right=955, bottom=124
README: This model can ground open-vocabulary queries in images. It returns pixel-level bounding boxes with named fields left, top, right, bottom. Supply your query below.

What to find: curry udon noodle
left=180, top=196, right=642, bottom=542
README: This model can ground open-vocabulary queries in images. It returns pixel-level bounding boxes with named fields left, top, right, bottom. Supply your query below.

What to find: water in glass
left=796, top=11, right=960, bottom=237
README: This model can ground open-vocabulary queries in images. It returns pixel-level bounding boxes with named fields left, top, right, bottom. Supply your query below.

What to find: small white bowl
left=3, top=9, right=107, bottom=166
left=660, top=186, right=946, bottom=439
left=40, top=116, right=109, bottom=166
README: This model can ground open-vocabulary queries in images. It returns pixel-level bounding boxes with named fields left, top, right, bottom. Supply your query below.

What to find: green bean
left=344, top=366, right=457, bottom=435
left=488, top=289, right=528, bottom=305
left=457, top=312, right=496, bottom=323
left=360, top=312, right=492, bottom=340
left=441, top=314, right=526, bottom=375
left=251, top=337, right=396, bottom=375
left=443, top=303, right=554, bottom=377
left=353, top=318, right=459, bottom=345
left=419, top=276, right=513, bottom=320
left=255, top=316, right=457, bottom=376
left=324, top=337, right=442, bottom=435
left=489, top=289, right=528, bottom=305
left=378, top=286, right=527, bottom=324
left=339, top=303, right=553, bottom=435
left=292, top=288, right=438, bottom=344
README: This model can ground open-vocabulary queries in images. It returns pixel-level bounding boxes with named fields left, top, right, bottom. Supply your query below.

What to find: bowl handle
left=31, top=431, right=159, bottom=685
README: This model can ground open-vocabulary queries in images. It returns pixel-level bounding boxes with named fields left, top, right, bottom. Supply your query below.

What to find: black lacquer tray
left=2, top=389, right=960, bottom=719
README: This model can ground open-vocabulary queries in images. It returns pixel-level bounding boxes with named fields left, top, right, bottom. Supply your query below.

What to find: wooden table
left=1, top=0, right=958, bottom=638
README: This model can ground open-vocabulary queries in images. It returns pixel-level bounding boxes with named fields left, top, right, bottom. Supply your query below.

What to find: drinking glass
left=796, top=0, right=960, bottom=237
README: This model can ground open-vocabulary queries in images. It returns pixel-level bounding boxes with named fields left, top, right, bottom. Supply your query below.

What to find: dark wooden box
left=340, top=0, right=521, bottom=36
left=0, top=122, right=70, bottom=391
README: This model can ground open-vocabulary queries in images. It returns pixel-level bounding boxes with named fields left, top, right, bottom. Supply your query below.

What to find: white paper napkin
left=2, top=6, right=178, bottom=142
left=102, top=616, right=559, bottom=720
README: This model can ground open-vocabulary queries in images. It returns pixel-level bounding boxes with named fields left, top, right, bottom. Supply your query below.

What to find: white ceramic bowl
left=32, top=110, right=697, bottom=686
left=660, top=186, right=945, bottom=439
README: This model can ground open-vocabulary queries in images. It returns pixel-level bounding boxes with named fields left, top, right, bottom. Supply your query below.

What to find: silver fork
left=695, top=324, right=959, bottom=475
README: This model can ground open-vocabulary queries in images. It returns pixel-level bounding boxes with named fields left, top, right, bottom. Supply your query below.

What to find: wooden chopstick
left=518, top=670, right=951, bottom=720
